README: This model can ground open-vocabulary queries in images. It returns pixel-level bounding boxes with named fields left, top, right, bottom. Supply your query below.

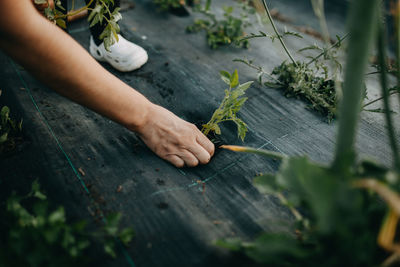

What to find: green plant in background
left=187, top=0, right=255, bottom=49
left=235, top=0, right=349, bottom=122
left=33, top=0, right=122, bottom=51
left=201, top=69, right=252, bottom=141
left=218, top=0, right=400, bottom=266
left=154, top=0, right=186, bottom=11
left=268, top=61, right=337, bottom=121
left=0, top=106, right=22, bottom=145
left=0, top=180, right=134, bottom=266
left=0, top=105, right=22, bottom=154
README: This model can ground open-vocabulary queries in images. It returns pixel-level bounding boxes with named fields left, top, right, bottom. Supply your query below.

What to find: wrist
left=125, top=99, right=154, bottom=133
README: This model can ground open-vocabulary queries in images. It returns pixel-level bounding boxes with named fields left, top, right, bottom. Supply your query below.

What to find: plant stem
left=366, top=70, right=397, bottom=76
left=277, top=192, right=303, bottom=221
left=205, top=0, right=212, bottom=11
left=332, top=0, right=379, bottom=174
left=362, top=91, right=400, bottom=109
left=396, top=1, right=400, bottom=114
left=306, top=33, right=349, bottom=67
left=261, top=0, right=297, bottom=66
left=233, top=58, right=282, bottom=84
left=376, top=20, right=400, bottom=171
left=55, top=0, right=94, bottom=19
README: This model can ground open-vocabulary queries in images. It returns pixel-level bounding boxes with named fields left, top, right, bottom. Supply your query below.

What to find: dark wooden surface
left=0, top=0, right=396, bottom=266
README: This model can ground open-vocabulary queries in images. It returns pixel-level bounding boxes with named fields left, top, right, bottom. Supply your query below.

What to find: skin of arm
left=0, top=0, right=214, bottom=167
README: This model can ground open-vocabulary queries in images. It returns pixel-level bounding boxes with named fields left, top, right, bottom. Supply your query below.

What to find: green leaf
left=233, top=118, right=248, bottom=141
left=243, top=233, right=306, bottom=264
left=215, top=238, right=242, bottom=251
left=220, top=70, right=231, bottom=85
left=31, top=180, right=47, bottom=200
left=211, top=123, right=221, bottom=135
left=104, top=213, right=122, bottom=236
left=56, top=19, right=66, bottom=29
left=0, top=132, right=8, bottom=144
left=104, top=242, right=116, bottom=258
left=119, top=227, right=135, bottom=245
left=264, top=81, right=282, bottom=88
left=253, top=174, right=280, bottom=195
left=276, top=157, right=344, bottom=233
left=89, top=14, right=100, bottom=27
left=48, top=207, right=66, bottom=224
left=1, top=106, right=10, bottom=120
left=230, top=69, right=239, bottom=88
left=237, top=81, right=253, bottom=92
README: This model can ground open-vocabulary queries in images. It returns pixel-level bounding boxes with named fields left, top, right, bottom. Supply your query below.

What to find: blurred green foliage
left=218, top=0, right=400, bottom=266
left=153, top=0, right=186, bottom=11
left=0, top=180, right=134, bottom=266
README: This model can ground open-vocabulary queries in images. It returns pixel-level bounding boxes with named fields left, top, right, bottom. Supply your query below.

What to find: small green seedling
left=0, top=106, right=22, bottom=145
left=201, top=69, right=253, bottom=141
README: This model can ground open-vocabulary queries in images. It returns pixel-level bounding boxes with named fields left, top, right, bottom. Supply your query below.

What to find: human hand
left=136, top=104, right=215, bottom=168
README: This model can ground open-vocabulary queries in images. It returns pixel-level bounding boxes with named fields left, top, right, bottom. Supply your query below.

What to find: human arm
left=0, top=0, right=214, bottom=167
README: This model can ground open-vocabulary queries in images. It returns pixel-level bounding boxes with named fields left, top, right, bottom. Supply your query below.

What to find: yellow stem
left=55, top=0, right=94, bottom=19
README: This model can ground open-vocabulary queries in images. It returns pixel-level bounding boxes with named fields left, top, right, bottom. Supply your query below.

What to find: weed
left=154, top=0, right=186, bottom=11
left=270, top=61, right=337, bottom=122
left=236, top=0, right=348, bottom=122
left=0, top=105, right=22, bottom=154
left=0, top=180, right=134, bottom=266
left=201, top=69, right=252, bottom=141
left=187, top=0, right=255, bottom=49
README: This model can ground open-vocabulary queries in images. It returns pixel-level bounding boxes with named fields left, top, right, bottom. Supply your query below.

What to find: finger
left=187, top=143, right=211, bottom=165
left=165, top=154, right=185, bottom=168
left=178, top=150, right=199, bottom=167
left=196, top=134, right=215, bottom=157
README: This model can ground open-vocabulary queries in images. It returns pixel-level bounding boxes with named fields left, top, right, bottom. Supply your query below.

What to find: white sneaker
left=89, top=34, right=148, bottom=72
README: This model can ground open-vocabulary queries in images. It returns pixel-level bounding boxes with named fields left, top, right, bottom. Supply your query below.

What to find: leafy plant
left=0, top=105, right=22, bottom=154
left=269, top=61, right=337, bottom=122
left=154, top=0, right=186, bottom=11
left=236, top=0, right=348, bottom=122
left=187, top=0, right=255, bottom=49
left=0, top=180, right=134, bottom=266
left=33, top=0, right=121, bottom=51
left=0, top=106, right=21, bottom=144
left=201, top=69, right=252, bottom=141
left=218, top=0, right=400, bottom=266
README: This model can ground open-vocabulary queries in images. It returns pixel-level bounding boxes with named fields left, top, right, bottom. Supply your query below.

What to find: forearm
left=0, top=0, right=151, bottom=131
left=0, top=0, right=214, bottom=167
